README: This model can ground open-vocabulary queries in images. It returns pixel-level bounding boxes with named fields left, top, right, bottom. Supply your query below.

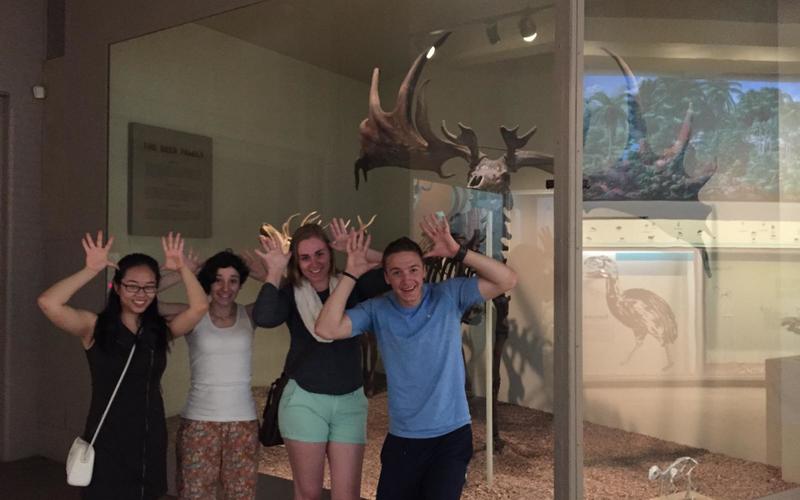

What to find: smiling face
left=209, top=266, right=241, bottom=307
left=384, top=250, right=425, bottom=308
left=114, top=264, right=158, bottom=315
left=296, top=237, right=332, bottom=291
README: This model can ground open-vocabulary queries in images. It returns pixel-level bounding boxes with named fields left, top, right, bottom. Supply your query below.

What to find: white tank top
left=181, top=304, right=256, bottom=421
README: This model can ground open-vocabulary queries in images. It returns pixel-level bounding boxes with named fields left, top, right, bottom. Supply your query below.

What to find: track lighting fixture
left=519, top=14, right=537, bottom=42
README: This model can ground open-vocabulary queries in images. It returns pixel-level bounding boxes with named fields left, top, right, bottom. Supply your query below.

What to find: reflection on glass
left=583, top=1, right=800, bottom=498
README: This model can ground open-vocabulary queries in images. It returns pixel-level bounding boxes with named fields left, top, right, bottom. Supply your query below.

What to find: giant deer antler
left=355, top=33, right=476, bottom=188
left=355, top=32, right=554, bottom=191
left=261, top=212, right=378, bottom=253
left=260, top=211, right=322, bottom=252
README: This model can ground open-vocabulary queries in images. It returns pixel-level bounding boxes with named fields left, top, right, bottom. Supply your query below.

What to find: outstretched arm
left=161, top=233, right=208, bottom=337
left=420, top=214, right=517, bottom=300
left=241, top=249, right=268, bottom=284
left=240, top=248, right=268, bottom=320
left=251, top=235, right=292, bottom=327
left=316, top=230, right=376, bottom=340
left=157, top=247, right=200, bottom=320
left=37, top=231, right=116, bottom=347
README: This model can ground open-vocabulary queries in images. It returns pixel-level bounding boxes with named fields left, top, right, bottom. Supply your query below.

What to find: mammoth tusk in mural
left=585, top=48, right=717, bottom=276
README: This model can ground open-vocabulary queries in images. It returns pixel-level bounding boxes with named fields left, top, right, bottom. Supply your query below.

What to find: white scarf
left=293, top=275, right=340, bottom=343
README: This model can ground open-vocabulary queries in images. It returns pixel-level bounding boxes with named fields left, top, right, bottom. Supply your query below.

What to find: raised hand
left=161, top=232, right=186, bottom=271
left=241, top=249, right=268, bottom=282
left=255, top=235, right=290, bottom=275
left=345, top=230, right=378, bottom=278
left=82, top=230, right=117, bottom=272
left=185, top=248, right=204, bottom=274
left=420, top=213, right=460, bottom=259
left=328, top=217, right=353, bottom=253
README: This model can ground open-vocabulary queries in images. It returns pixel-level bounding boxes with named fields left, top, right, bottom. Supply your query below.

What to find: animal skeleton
left=648, top=456, right=699, bottom=498
left=354, top=32, right=553, bottom=450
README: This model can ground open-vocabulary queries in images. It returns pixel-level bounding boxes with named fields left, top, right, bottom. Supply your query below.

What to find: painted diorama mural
left=583, top=50, right=716, bottom=207
left=584, top=66, right=800, bottom=203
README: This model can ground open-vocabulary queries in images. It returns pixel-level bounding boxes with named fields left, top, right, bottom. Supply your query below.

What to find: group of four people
left=37, top=214, right=517, bottom=500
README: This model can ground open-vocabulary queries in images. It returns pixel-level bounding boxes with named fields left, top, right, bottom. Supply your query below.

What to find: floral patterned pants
left=176, top=419, right=259, bottom=499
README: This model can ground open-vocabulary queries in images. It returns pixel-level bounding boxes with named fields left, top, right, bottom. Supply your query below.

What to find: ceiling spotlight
left=485, top=21, right=501, bottom=45
left=519, top=14, right=537, bottom=42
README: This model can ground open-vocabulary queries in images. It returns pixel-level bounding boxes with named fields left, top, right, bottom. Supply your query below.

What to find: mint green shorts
left=278, top=379, right=368, bottom=444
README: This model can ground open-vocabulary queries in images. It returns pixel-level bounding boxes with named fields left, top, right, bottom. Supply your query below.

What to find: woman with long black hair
left=37, top=231, right=208, bottom=499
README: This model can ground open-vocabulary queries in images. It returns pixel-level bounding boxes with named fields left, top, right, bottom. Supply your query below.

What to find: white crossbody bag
left=66, top=343, right=136, bottom=486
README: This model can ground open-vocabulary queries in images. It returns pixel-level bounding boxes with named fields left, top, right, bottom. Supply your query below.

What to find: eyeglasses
left=120, top=282, right=158, bottom=295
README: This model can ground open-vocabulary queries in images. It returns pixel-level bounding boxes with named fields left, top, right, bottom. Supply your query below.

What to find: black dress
left=82, top=323, right=167, bottom=500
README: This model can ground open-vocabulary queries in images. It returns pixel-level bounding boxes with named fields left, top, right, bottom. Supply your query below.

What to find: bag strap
left=88, top=340, right=137, bottom=447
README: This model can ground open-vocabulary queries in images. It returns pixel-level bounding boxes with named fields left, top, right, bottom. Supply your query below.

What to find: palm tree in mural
left=701, top=79, right=742, bottom=121
left=589, top=91, right=627, bottom=157
left=737, top=88, right=789, bottom=127
left=584, top=255, right=677, bottom=370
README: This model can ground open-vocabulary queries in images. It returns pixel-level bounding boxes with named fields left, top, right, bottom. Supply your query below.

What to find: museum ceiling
left=193, top=0, right=800, bottom=81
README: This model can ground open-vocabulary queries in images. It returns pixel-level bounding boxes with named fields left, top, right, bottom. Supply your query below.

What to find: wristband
left=453, top=244, right=468, bottom=263
left=342, top=271, right=359, bottom=282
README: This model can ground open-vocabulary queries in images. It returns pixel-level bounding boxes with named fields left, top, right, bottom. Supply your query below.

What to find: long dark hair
left=94, top=253, right=168, bottom=351
left=286, top=224, right=336, bottom=287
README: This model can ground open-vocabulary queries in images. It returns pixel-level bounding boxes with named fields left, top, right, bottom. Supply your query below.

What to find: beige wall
left=585, top=385, right=767, bottom=463
left=108, top=22, right=403, bottom=415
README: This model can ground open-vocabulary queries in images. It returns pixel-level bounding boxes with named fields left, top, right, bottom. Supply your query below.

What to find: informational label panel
left=128, top=123, right=212, bottom=237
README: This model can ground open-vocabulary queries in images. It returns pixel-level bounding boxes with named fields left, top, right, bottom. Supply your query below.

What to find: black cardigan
left=252, top=269, right=388, bottom=395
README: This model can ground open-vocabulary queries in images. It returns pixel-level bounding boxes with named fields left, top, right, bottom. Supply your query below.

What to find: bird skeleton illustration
left=584, top=255, right=677, bottom=370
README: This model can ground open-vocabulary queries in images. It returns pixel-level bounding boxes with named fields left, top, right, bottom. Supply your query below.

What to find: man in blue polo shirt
left=315, top=214, right=518, bottom=500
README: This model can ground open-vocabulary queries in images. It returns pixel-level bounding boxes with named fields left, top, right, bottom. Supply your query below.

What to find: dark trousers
left=376, top=424, right=473, bottom=500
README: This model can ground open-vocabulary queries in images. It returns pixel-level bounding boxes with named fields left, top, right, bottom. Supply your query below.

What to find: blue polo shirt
left=346, top=277, right=484, bottom=438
